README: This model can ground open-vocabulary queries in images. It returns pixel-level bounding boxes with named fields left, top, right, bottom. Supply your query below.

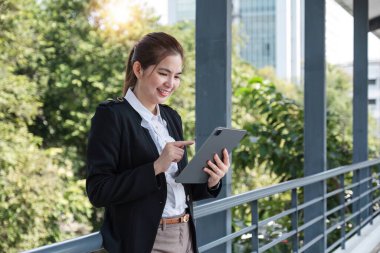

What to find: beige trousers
left=151, top=222, right=194, bottom=253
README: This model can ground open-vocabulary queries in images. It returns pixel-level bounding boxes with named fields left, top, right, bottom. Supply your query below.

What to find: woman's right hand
left=153, top=140, right=194, bottom=175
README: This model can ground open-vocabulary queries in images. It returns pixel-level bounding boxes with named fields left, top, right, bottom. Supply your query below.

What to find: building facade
left=338, top=61, right=380, bottom=127
left=168, top=0, right=195, bottom=24
left=168, top=0, right=302, bottom=83
left=167, top=0, right=380, bottom=125
left=238, top=0, right=276, bottom=69
left=368, top=62, right=380, bottom=123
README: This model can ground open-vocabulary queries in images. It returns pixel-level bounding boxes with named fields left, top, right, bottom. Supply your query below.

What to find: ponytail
left=123, top=47, right=137, bottom=96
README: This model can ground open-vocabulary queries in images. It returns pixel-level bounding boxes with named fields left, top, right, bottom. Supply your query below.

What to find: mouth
left=157, top=88, right=172, bottom=97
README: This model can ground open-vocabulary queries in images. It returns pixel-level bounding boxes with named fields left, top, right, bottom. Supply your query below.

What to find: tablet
left=175, top=127, right=247, bottom=184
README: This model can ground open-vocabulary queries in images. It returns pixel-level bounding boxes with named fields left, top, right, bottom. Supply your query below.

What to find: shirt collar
left=124, top=88, right=161, bottom=123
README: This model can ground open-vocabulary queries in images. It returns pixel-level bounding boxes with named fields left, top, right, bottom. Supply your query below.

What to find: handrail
left=194, top=158, right=380, bottom=218
left=23, top=232, right=102, bottom=253
left=23, top=158, right=380, bottom=253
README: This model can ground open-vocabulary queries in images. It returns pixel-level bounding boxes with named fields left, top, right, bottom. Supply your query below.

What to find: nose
left=165, top=75, right=175, bottom=88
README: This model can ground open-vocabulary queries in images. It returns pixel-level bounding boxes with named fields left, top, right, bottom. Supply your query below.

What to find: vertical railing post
left=353, top=0, right=369, bottom=235
left=303, top=0, right=326, bottom=252
left=195, top=0, right=232, bottom=252
left=339, top=174, right=346, bottom=249
left=291, top=188, right=299, bottom=252
left=323, top=179, right=327, bottom=248
left=353, top=169, right=361, bottom=235
left=251, top=200, right=259, bottom=253
left=369, top=166, right=375, bottom=225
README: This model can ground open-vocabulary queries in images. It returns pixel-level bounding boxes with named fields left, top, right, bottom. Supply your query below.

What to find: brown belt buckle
left=181, top=214, right=190, bottom=223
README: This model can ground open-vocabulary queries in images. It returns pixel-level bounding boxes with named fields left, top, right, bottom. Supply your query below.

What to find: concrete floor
left=371, top=242, right=380, bottom=253
left=334, top=215, right=380, bottom=253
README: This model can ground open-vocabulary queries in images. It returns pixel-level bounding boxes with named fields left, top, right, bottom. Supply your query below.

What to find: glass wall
left=239, top=0, right=276, bottom=68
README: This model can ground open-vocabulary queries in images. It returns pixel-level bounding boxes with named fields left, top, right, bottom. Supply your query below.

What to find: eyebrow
left=157, top=67, right=182, bottom=75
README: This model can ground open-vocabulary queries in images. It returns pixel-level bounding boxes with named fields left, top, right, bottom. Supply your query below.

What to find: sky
left=145, top=0, right=380, bottom=64
left=142, top=0, right=168, bottom=24
left=326, top=0, right=380, bottom=64
left=120, top=0, right=380, bottom=64
left=104, top=0, right=168, bottom=25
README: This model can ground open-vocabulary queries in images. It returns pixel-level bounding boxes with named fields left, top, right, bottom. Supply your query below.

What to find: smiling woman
left=86, top=32, right=230, bottom=253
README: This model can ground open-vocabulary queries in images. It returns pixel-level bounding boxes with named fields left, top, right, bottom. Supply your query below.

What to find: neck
left=133, top=87, right=157, bottom=115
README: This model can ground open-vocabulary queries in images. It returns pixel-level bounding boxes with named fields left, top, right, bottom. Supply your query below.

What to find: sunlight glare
left=103, top=0, right=132, bottom=30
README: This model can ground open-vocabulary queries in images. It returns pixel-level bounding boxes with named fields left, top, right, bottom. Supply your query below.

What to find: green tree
left=229, top=64, right=365, bottom=252
left=18, top=0, right=161, bottom=176
left=0, top=67, right=93, bottom=252
left=0, top=1, right=92, bottom=251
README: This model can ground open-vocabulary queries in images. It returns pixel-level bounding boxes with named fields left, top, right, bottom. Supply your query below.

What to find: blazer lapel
left=141, top=127, right=159, bottom=157
left=160, top=106, right=179, bottom=141
left=123, top=100, right=159, bottom=157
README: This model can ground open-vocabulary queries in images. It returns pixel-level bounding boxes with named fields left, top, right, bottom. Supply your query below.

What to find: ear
left=132, top=61, right=143, bottom=79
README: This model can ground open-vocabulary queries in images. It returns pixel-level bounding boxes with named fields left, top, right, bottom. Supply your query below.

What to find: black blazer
left=86, top=99, right=221, bottom=253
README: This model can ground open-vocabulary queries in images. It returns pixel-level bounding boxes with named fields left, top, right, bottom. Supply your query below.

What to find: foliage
left=326, top=64, right=352, bottom=135
left=234, top=77, right=304, bottom=180
left=164, top=21, right=197, bottom=157
left=15, top=0, right=161, bottom=178
left=256, top=66, right=302, bottom=102
left=229, top=66, right=358, bottom=252
left=0, top=0, right=95, bottom=251
left=232, top=64, right=359, bottom=185
left=0, top=68, right=92, bottom=252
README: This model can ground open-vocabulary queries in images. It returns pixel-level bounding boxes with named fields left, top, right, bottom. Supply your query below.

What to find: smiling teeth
left=158, top=89, right=170, bottom=94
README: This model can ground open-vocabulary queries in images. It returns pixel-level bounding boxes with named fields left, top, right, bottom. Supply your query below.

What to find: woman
left=86, top=32, right=230, bottom=253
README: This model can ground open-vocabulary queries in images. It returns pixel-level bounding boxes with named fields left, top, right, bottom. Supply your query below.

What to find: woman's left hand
left=204, top=148, right=230, bottom=189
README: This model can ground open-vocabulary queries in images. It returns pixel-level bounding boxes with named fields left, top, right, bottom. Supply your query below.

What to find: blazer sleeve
left=86, top=104, right=160, bottom=208
left=190, top=183, right=222, bottom=201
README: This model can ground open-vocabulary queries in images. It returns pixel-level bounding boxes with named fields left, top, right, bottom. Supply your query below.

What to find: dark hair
left=123, top=32, right=184, bottom=96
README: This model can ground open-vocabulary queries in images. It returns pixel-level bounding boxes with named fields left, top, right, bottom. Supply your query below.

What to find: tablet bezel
left=175, top=127, right=247, bottom=184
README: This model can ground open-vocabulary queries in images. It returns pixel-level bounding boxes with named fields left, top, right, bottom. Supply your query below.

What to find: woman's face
left=133, top=54, right=183, bottom=113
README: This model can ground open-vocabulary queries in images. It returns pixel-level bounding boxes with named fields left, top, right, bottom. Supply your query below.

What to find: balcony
left=16, top=0, right=380, bottom=252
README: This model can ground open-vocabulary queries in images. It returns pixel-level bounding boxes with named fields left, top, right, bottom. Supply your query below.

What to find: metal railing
left=24, top=159, right=380, bottom=253
left=23, top=232, right=102, bottom=253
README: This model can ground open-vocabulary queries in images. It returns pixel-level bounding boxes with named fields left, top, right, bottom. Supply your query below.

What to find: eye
left=175, top=75, right=181, bottom=80
left=159, top=72, right=167, bottom=76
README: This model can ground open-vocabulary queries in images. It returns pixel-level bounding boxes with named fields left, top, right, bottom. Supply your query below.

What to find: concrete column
left=195, top=0, right=232, bottom=252
left=303, top=0, right=327, bottom=252
left=353, top=0, right=369, bottom=232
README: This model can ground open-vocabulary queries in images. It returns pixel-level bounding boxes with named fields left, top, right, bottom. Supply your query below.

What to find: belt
left=160, top=213, right=190, bottom=225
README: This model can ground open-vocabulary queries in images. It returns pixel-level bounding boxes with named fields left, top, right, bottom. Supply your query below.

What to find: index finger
left=223, top=148, right=230, bottom=164
left=173, top=140, right=195, bottom=148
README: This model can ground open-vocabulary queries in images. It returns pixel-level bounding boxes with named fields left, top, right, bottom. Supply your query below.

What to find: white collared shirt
left=125, top=88, right=187, bottom=217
